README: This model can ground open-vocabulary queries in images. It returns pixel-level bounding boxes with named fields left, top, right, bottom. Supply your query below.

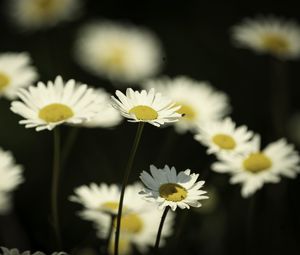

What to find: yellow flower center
left=113, top=213, right=143, bottom=234
left=212, top=134, right=236, bottom=150
left=0, top=72, right=10, bottom=92
left=243, top=152, right=272, bottom=173
left=261, top=34, right=289, bottom=55
left=129, top=105, right=158, bottom=120
left=103, top=46, right=127, bottom=71
left=35, top=0, right=60, bottom=12
left=39, top=103, right=74, bottom=123
left=101, top=201, right=119, bottom=211
left=176, top=103, right=196, bottom=120
left=159, top=183, right=188, bottom=202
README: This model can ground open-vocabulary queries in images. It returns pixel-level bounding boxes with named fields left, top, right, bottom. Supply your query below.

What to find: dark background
left=1, top=1, right=300, bottom=254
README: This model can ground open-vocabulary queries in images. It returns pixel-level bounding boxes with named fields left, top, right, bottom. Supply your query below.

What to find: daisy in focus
left=194, top=117, right=254, bottom=156
left=111, top=88, right=181, bottom=127
left=139, top=165, right=208, bottom=211
left=10, top=76, right=104, bottom=131
left=143, top=76, right=230, bottom=133
left=70, top=183, right=174, bottom=253
left=0, top=247, right=66, bottom=255
left=231, top=16, right=300, bottom=59
left=0, top=147, right=23, bottom=214
left=74, top=21, right=163, bottom=84
left=0, top=52, right=38, bottom=100
left=79, top=88, right=122, bottom=128
left=8, top=0, right=81, bottom=30
left=212, top=135, right=300, bottom=198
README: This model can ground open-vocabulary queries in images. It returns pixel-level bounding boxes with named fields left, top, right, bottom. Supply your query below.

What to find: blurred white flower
left=74, top=21, right=163, bottom=84
left=111, top=88, right=181, bottom=127
left=10, top=76, right=104, bottom=131
left=70, top=183, right=174, bottom=253
left=0, top=148, right=23, bottom=214
left=194, top=117, right=254, bottom=156
left=78, top=89, right=122, bottom=128
left=212, top=135, right=300, bottom=198
left=0, top=247, right=66, bottom=255
left=232, top=15, right=300, bottom=59
left=8, top=0, right=82, bottom=30
left=0, top=52, right=38, bottom=100
left=139, top=165, right=208, bottom=211
left=143, top=76, right=230, bottom=133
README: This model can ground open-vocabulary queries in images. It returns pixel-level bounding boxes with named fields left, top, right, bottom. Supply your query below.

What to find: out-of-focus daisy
left=212, top=135, right=300, bottom=197
left=0, top=148, right=23, bottom=214
left=74, top=21, right=163, bottom=84
left=10, top=76, right=104, bottom=131
left=0, top=247, right=66, bottom=255
left=143, top=76, right=230, bottom=133
left=232, top=16, right=300, bottom=59
left=111, top=88, right=181, bottom=127
left=194, top=117, right=254, bottom=156
left=78, top=89, right=122, bottom=128
left=8, top=0, right=81, bottom=30
left=108, top=235, right=132, bottom=255
left=70, top=183, right=174, bottom=253
left=0, top=52, right=38, bottom=100
left=70, top=183, right=127, bottom=216
left=139, top=165, right=208, bottom=211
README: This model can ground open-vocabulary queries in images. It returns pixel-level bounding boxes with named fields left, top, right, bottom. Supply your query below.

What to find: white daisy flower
left=0, top=247, right=66, bottom=255
left=212, top=135, right=300, bottom=198
left=10, top=76, right=104, bottom=131
left=74, top=21, right=163, bottom=84
left=78, top=89, right=122, bottom=128
left=70, top=183, right=124, bottom=216
left=0, top=52, right=38, bottom=100
left=111, top=88, right=181, bottom=127
left=70, top=183, right=174, bottom=253
left=8, top=0, right=82, bottom=30
left=143, top=76, right=230, bottom=133
left=139, top=165, right=208, bottom=211
left=231, top=15, right=300, bottom=59
left=0, top=147, right=23, bottom=214
left=194, top=117, right=254, bottom=156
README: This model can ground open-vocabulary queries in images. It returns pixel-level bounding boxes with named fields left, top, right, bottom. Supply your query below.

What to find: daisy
left=111, top=88, right=181, bottom=127
left=0, top=247, right=66, bottom=255
left=143, top=76, right=230, bottom=133
left=70, top=183, right=174, bottom=252
left=108, top=235, right=132, bottom=255
left=139, top=165, right=208, bottom=211
left=70, top=183, right=125, bottom=216
left=0, top=147, right=23, bottom=214
left=74, top=21, right=163, bottom=84
left=0, top=52, right=38, bottom=100
left=78, top=89, right=122, bottom=128
left=231, top=15, right=300, bottom=59
left=212, top=135, right=300, bottom=198
left=8, top=0, right=82, bottom=30
left=10, top=76, right=104, bottom=131
left=194, top=117, right=254, bottom=156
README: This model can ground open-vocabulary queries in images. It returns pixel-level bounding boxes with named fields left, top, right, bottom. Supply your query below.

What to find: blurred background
left=1, top=1, right=300, bottom=254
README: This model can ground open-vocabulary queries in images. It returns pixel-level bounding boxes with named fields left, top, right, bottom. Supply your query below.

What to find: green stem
left=106, top=214, right=116, bottom=255
left=246, top=194, right=256, bottom=255
left=114, top=122, right=145, bottom=255
left=51, top=128, right=62, bottom=248
left=61, top=127, right=80, bottom=168
left=154, top=206, right=170, bottom=254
